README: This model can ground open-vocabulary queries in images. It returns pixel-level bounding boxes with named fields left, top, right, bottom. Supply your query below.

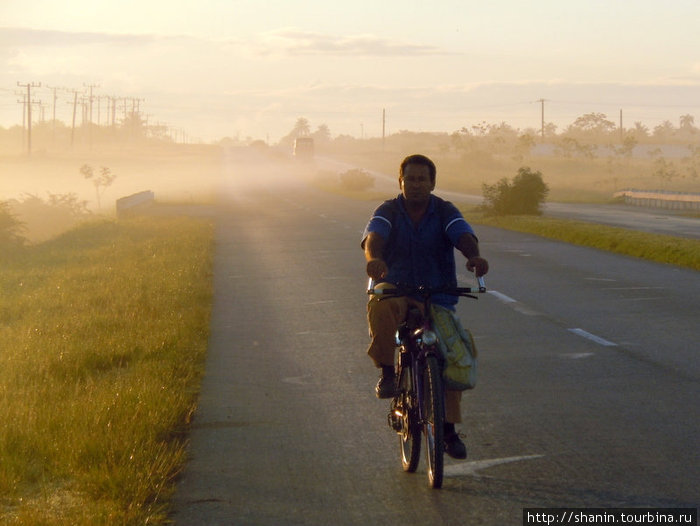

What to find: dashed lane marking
left=444, top=454, right=545, bottom=477
left=487, top=290, right=517, bottom=303
left=561, top=352, right=595, bottom=359
left=475, top=285, right=617, bottom=346
left=568, top=328, right=617, bottom=347
left=487, top=290, right=542, bottom=315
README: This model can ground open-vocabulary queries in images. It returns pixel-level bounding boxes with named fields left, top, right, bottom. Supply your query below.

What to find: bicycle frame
left=398, top=304, right=442, bottom=428
left=369, top=277, right=486, bottom=488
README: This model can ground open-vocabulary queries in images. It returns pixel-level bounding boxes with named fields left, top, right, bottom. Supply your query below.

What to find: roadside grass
left=0, top=215, right=213, bottom=524
left=461, top=206, right=700, bottom=271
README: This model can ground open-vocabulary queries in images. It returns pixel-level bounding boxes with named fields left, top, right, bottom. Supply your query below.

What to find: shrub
left=7, top=193, right=92, bottom=243
left=0, top=200, right=25, bottom=248
left=339, top=168, right=374, bottom=192
left=481, top=166, right=549, bottom=216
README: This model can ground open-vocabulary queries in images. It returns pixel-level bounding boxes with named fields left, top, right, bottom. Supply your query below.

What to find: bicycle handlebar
left=367, top=276, right=486, bottom=296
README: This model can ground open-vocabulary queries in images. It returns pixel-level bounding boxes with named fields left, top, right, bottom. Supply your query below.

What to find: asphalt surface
left=170, top=157, right=699, bottom=525
left=543, top=201, right=700, bottom=240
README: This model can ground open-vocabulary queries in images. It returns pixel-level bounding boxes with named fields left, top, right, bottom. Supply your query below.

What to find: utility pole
left=619, top=109, right=623, bottom=142
left=16, top=92, right=27, bottom=151
left=46, top=85, right=63, bottom=146
left=84, top=83, right=99, bottom=149
left=128, top=98, right=145, bottom=140
left=37, top=101, right=47, bottom=122
left=66, top=89, right=80, bottom=148
left=83, top=83, right=99, bottom=124
left=536, top=99, right=547, bottom=141
left=110, top=96, right=117, bottom=127
left=382, top=108, right=386, bottom=150
left=17, top=81, right=41, bottom=156
left=105, top=95, right=119, bottom=127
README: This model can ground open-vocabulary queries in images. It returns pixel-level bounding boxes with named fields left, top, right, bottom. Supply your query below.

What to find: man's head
left=399, top=154, right=436, bottom=206
left=400, top=154, right=436, bottom=184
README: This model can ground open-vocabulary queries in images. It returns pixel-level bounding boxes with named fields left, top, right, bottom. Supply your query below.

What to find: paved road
left=170, top=163, right=698, bottom=525
left=543, top=201, right=700, bottom=240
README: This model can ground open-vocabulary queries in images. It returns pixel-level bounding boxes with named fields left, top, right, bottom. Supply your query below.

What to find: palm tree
left=679, top=114, right=695, bottom=131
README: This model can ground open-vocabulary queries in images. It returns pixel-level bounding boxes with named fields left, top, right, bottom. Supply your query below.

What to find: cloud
left=257, top=29, right=448, bottom=57
left=0, top=26, right=167, bottom=48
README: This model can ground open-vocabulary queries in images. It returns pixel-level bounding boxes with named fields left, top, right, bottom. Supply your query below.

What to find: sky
left=1, top=0, right=700, bottom=143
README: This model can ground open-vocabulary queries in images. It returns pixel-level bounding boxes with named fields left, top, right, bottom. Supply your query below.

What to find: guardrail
left=116, top=190, right=155, bottom=218
left=613, top=189, right=700, bottom=211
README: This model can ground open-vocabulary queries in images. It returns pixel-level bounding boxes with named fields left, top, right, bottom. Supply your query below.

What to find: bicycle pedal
left=388, top=400, right=403, bottom=432
left=388, top=411, right=402, bottom=432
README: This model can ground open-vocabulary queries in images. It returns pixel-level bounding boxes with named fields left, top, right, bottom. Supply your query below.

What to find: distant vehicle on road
left=293, top=137, right=314, bottom=160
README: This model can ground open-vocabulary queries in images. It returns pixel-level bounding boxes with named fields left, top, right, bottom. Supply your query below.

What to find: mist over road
left=171, top=178, right=698, bottom=525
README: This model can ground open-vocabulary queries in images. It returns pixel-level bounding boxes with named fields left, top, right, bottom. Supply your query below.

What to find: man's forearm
left=364, top=232, right=385, bottom=261
left=456, top=233, right=480, bottom=260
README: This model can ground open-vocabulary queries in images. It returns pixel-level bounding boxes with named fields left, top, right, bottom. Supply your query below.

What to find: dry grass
left=0, top=215, right=214, bottom=524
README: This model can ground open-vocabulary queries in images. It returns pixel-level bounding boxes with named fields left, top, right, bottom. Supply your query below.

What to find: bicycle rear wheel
left=397, top=365, right=421, bottom=472
left=422, top=354, right=445, bottom=488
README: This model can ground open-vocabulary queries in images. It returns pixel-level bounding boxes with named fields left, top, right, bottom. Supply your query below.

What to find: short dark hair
left=400, top=154, right=436, bottom=183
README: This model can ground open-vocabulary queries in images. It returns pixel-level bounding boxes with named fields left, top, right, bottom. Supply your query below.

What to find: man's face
left=399, top=163, right=435, bottom=205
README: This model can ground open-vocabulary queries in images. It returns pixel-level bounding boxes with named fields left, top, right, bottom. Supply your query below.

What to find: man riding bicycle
left=361, top=154, right=489, bottom=459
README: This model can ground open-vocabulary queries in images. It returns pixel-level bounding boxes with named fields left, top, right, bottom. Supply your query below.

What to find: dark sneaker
left=445, top=432, right=467, bottom=459
left=375, top=374, right=397, bottom=399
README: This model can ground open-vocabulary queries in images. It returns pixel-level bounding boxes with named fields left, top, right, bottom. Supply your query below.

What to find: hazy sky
left=1, top=0, right=699, bottom=142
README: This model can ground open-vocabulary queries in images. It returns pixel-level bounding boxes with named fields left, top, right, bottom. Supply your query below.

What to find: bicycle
left=367, top=277, right=486, bottom=489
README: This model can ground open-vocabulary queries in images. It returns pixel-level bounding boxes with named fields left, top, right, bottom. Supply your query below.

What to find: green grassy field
left=462, top=207, right=700, bottom=271
left=0, top=215, right=214, bottom=525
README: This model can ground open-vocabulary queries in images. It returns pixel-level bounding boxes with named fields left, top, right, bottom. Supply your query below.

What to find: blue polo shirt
left=362, top=194, right=476, bottom=308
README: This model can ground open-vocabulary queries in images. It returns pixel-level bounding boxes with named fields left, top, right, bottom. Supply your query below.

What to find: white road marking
left=482, top=289, right=617, bottom=345
left=487, top=290, right=517, bottom=303
left=568, top=328, right=617, bottom=347
left=487, top=290, right=541, bottom=315
left=561, top=352, right=595, bottom=359
left=282, top=375, right=312, bottom=385
left=512, top=304, right=542, bottom=316
left=444, top=454, right=544, bottom=477
left=615, top=297, right=664, bottom=302
left=605, top=286, right=664, bottom=290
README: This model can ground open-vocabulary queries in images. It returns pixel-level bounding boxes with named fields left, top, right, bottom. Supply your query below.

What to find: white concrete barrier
left=116, top=190, right=155, bottom=218
left=614, top=189, right=700, bottom=211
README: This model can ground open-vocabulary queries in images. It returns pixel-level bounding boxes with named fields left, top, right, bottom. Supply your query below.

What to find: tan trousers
left=367, top=291, right=462, bottom=424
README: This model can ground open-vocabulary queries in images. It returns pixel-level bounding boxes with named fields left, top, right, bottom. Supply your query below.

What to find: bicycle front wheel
left=422, top=354, right=445, bottom=489
left=397, top=365, right=421, bottom=472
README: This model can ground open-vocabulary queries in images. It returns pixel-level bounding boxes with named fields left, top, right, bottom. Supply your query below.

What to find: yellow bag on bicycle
left=431, top=304, right=478, bottom=390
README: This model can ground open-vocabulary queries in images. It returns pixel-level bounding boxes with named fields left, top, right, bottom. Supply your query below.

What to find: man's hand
left=366, top=258, right=388, bottom=281
left=456, top=233, right=488, bottom=277
left=467, top=256, right=489, bottom=277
